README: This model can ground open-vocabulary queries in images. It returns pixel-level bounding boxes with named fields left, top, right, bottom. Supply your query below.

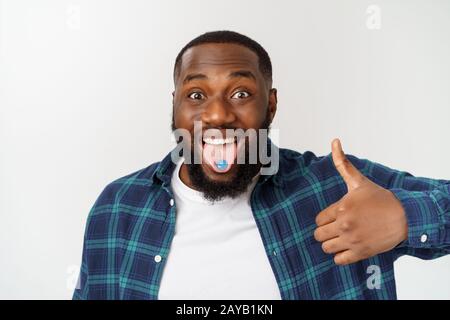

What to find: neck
left=179, top=163, right=198, bottom=190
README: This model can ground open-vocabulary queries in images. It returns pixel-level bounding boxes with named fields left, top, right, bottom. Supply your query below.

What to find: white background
left=0, top=0, right=449, bottom=299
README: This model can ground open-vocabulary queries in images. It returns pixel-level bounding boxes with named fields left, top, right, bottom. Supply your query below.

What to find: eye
left=231, top=91, right=251, bottom=99
left=188, top=91, right=205, bottom=100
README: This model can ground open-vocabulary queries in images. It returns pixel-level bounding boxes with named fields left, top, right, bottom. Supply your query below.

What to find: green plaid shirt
left=73, top=143, right=450, bottom=300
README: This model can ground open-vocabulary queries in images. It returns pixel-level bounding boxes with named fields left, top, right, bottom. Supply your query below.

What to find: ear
left=268, top=88, right=278, bottom=123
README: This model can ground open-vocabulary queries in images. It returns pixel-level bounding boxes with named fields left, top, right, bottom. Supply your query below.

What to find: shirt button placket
left=420, top=233, right=428, bottom=243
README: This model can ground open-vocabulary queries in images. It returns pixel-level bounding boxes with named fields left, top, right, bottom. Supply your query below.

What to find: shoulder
left=93, top=161, right=161, bottom=206
left=277, top=147, right=370, bottom=181
left=83, top=161, right=163, bottom=236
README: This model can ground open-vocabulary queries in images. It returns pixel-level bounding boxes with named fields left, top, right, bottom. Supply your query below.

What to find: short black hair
left=173, top=30, right=272, bottom=84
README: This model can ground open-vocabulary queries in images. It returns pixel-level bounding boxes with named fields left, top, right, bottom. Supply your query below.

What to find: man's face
left=172, top=43, right=277, bottom=201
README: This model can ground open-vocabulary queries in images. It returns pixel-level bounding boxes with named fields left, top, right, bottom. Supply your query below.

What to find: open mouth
left=202, top=136, right=238, bottom=174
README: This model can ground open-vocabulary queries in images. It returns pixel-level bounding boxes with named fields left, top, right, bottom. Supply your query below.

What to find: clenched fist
left=314, top=139, right=409, bottom=265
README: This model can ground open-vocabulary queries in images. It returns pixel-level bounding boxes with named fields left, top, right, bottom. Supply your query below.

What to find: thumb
left=331, top=138, right=365, bottom=191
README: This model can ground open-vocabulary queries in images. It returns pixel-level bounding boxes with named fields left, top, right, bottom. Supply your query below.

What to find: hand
left=313, top=138, right=408, bottom=265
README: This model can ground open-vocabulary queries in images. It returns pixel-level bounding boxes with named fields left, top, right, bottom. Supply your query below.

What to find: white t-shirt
left=157, top=158, right=282, bottom=300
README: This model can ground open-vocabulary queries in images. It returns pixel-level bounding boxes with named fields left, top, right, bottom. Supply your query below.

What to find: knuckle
left=342, top=157, right=350, bottom=165
left=336, top=157, right=350, bottom=168
left=356, top=243, right=371, bottom=257
left=348, top=233, right=361, bottom=245
left=338, top=199, right=351, bottom=212
left=336, top=208, right=346, bottom=219
left=339, top=218, right=353, bottom=232
left=341, top=158, right=352, bottom=169
left=335, top=203, right=349, bottom=217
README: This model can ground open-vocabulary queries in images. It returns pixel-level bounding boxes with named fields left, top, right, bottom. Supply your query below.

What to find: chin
left=200, top=162, right=239, bottom=183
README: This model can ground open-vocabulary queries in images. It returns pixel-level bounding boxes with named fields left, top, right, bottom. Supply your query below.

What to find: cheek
left=173, top=104, right=199, bottom=130
left=236, top=100, right=269, bottom=127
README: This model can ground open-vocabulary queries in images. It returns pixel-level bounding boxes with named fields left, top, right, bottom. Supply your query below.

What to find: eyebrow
left=182, top=73, right=207, bottom=84
left=228, top=70, right=256, bottom=81
left=182, top=70, right=257, bottom=85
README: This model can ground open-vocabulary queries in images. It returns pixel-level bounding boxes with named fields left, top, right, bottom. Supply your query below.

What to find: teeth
left=203, top=137, right=235, bottom=145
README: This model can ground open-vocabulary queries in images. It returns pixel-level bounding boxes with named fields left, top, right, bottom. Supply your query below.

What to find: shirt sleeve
left=346, top=155, right=450, bottom=260
left=72, top=202, right=95, bottom=300
left=72, top=183, right=115, bottom=300
left=72, top=239, right=89, bottom=300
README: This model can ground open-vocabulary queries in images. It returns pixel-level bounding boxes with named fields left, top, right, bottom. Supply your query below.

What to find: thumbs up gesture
left=314, top=139, right=409, bottom=265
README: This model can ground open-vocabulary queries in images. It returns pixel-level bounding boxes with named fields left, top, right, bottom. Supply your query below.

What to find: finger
left=321, top=237, right=349, bottom=254
left=314, top=221, right=340, bottom=242
left=331, top=138, right=365, bottom=191
left=333, top=250, right=360, bottom=265
left=315, top=202, right=339, bottom=226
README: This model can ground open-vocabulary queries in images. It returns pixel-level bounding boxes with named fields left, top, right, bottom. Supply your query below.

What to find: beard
left=171, top=111, right=272, bottom=203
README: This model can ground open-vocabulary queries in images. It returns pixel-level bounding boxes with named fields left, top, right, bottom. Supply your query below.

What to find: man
left=73, top=30, right=449, bottom=300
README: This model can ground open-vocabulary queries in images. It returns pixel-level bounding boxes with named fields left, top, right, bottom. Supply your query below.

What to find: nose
left=201, top=96, right=236, bottom=128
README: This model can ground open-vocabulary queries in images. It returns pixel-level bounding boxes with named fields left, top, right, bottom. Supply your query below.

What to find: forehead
left=177, top=43, right=261, bottom=79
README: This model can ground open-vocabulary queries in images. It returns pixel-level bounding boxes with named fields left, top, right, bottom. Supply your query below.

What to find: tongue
left=202, top=143, right=237, bottom=173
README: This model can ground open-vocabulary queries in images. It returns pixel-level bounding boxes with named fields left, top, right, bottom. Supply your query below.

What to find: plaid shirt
left=73, top=142, right=450, bottom=300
